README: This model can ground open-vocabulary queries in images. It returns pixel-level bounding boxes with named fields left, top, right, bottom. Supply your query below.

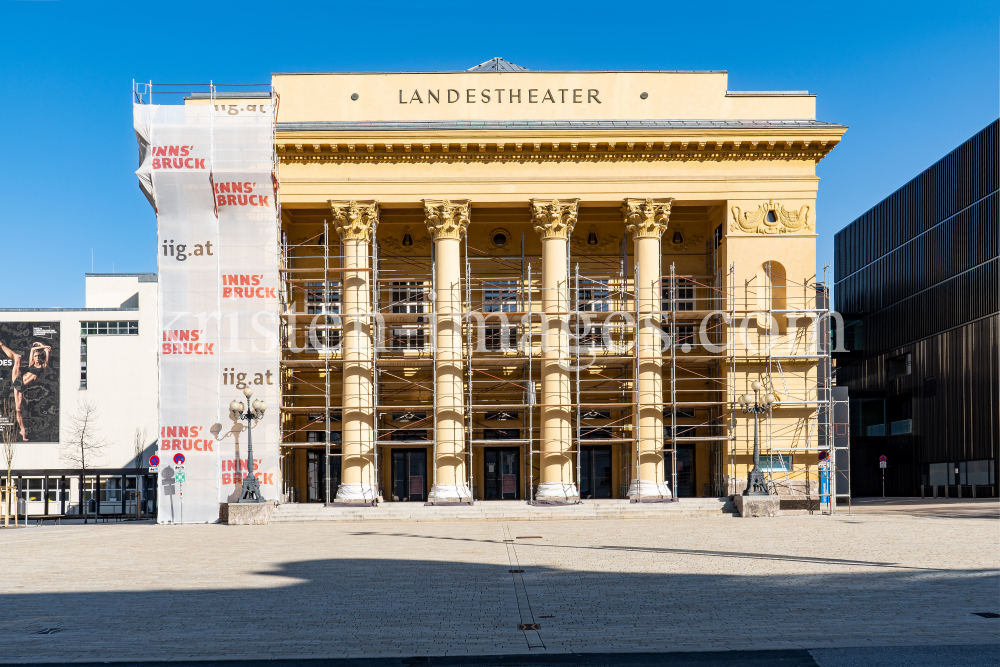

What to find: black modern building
left=834, top=120, right=998, bottom=497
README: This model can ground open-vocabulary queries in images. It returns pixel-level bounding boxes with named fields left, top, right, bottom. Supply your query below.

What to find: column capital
left=423, top=199, right=471, bottom=240
left=622, top=197, right=674, bottom=239
left=330, top=200, right=378, bottom=242
left=531, top=199, right=579, bottom=240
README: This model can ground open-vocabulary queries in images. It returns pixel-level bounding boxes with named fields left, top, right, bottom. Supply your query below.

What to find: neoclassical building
left=272, top=58, right=846, bottom=506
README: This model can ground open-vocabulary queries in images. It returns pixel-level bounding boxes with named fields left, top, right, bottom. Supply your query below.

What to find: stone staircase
left=269, top=497, right=737, bottom=523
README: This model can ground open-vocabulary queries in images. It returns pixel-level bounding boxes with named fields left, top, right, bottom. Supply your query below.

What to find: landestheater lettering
left=399, top=88, right=601, bottom=104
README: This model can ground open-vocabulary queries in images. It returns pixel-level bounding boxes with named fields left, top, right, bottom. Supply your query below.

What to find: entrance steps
left=269, top=497, right=737, bottom=523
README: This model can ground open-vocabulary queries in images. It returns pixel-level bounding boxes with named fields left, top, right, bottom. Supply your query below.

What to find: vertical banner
left=213, top=103, right=280, bottom=504
left=135, top=99, right=279, bottom=523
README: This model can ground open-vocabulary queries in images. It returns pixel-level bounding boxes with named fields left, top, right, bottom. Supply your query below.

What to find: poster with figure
left=134, top=99, right=279, bottom=523
left=0, top=322, right=60, bottom=443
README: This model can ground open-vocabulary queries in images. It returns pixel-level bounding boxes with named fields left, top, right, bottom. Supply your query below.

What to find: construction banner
left=134, top=100, right=279, bottom=524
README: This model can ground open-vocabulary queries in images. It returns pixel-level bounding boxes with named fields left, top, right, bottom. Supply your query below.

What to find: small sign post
left=173, top=453, right=186, bottom=524
left=879, top=456, right=887, bottom=497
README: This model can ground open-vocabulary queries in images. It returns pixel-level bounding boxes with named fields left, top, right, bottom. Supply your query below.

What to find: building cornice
left=276, top=122, right=845, bottom=164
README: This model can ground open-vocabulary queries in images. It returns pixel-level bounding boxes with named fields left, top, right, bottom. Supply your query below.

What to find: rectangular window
left=887, top=352, right=911, bottom=379
left=663, top=278, right=695, bottom=311
left=674, top=325, right=695, bottom=349
left=483, top=280, right=518, bottom=313
left=390, top=281, right=426, bottom=350
left=80, top=321, right=138, bottom=335
left=756, top=455, right=792, bottom=472
left=80, top=336, right=88, bottom=389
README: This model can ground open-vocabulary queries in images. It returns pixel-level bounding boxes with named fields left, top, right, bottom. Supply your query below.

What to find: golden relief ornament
left=531, top=199, right=579, bottom=240
left=622, top=198, right=674, bottom=239
left=380, top=225, right=431, bottom=254
left=423, top=199, right=471, bottom=240
left=730, top=200, right=813, bottom=234
left=329, top=200, right=378, bottom=241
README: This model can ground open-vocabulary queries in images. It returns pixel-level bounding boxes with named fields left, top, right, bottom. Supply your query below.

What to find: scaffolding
left=278, top=214, right=849, bottom=514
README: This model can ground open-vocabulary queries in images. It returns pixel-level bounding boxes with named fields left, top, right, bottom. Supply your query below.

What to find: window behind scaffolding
left=305, top=281, right=341, bottom=350
left=578, top=279, right=611, bottom=349
left=391, top=281, right=426, bottom=349
left=483, top=280, right=518, bottom=351
left=662, top=277, right=695, bottom=311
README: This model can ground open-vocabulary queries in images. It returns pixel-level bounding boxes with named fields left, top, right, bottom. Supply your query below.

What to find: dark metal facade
left=834, top=120, right=999, bottom=497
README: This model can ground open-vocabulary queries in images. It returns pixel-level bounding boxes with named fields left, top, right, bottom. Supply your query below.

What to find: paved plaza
left=0, top=500, right=997, bottom=664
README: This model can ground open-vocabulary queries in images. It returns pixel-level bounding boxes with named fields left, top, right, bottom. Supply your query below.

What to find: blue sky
left=1, top=0, right=996, bottom=308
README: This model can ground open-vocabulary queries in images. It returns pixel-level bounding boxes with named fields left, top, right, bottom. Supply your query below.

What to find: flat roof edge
left=271, top=70, right=730, bottom=76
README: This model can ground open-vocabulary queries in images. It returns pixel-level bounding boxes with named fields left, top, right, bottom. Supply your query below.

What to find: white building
left=0, top=273, right=158, bottom=518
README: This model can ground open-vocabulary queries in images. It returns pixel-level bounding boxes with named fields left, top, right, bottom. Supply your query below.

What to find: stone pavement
left=0, top=506, right=997, bottom=663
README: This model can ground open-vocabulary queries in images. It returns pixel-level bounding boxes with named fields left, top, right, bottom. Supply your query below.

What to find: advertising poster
left=0, top=322, right=60, bottom=443
left=134, top=100, right=279, bottom=523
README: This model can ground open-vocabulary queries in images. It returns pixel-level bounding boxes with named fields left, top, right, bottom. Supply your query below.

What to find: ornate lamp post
left=229, top=387, right=267, bottom=503
left=738, top=380, right=776, bottom=496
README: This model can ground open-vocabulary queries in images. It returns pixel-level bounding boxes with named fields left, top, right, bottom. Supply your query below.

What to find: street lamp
left=229, top=387, right=267, bottom=503
left=738, top=380, right=777, bottom=496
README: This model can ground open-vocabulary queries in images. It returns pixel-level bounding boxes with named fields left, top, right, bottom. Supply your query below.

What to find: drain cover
left=973, top=612, right=1000, bottom=618
left=509, top=569, right=524, bottom=573
left=518, top=623, right=540, bottom=630
left=35, top=629, right=63, bottom=635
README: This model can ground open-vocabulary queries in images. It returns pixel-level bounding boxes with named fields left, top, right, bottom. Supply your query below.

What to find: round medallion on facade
left=351, top=93, right=359, bottom=101
left=640, top=92, right=648, bottom=99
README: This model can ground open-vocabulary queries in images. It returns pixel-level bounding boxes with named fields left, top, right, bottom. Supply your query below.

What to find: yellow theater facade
left=270, top=59, right=846, bottom=506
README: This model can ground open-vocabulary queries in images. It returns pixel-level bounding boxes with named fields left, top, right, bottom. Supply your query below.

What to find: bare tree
left=1, top=398, right=16, bottom=525
left=62, top=400, right=107, bottom=522
left=132, top=427, right=147, bottom=518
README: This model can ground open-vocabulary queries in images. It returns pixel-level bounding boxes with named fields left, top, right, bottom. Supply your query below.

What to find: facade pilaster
left=531, top=199, right=580, bottom=501
left=330, top=200, right=378, bottom=502
left=623, top=197, right=674, bottom=499
left=424, top=199, right=473, bottom=502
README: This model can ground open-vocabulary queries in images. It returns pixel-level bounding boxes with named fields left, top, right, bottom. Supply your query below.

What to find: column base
left=427, top=484, right=473, bottom=504
left=627, top=479, right=673, bottom=500
left=334, top=483, right=379, bottom=503
left=534, top=482, right=580, bottom=501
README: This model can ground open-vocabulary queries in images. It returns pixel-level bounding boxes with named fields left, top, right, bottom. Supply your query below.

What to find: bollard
left=972, top=485, right=976, bottom=499
left=921, top=485, right=925, bottom=499
left=944, top=485, right=948, bottom=498
left=958, top=484, right=962, bottom=499
left=933, top=485, right=938, bottom=498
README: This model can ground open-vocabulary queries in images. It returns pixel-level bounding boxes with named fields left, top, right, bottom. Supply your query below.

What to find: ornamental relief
left=570, top=224, right=619, bottom=254
left=531, top=199, right=579, bottom=240
left=329, top=200, right=379, bottom=241
left=730, top=200, right=812, bottom=235
left=662, top=224, right=705, bottom=252
left=423, top=199, right=471, bottom=240
left=380, top=225, right=431, bottom=254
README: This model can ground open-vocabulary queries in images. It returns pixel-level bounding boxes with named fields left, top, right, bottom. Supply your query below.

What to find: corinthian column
left=623, top=197, right=674, bottom=499
left=330, top=200, right=378, bottom=502
left=531, top=199, right=580, bottom=501
left=424, top=199, right=473, bottom=503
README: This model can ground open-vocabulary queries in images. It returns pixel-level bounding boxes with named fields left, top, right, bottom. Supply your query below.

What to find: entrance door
left=673, top=445, right=696, bottom=497
left=306, top=450, right=342, bottom=503
left=580, top=446, right=613, bottom=499
left=484, top=448, right=520, bottom=500
left=391, top=449, right=426, bottom=502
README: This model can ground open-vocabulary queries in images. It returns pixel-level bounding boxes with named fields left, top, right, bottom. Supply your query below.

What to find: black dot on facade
left=640, top=92, right=648, bottom=99
left=351, top=93, right=359, bottom=101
